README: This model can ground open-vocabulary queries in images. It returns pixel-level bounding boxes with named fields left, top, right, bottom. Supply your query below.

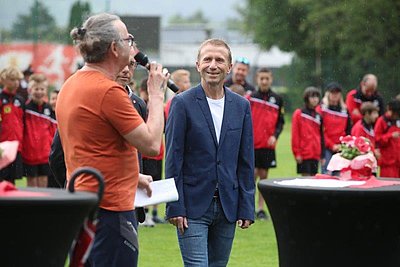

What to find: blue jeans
left=177, top=197, right=236, bottom=267
left=321, top=149, right=334, bottom=174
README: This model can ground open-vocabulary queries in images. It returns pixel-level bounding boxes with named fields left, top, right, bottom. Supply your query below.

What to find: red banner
left=0, top=43, right=82, bottom=88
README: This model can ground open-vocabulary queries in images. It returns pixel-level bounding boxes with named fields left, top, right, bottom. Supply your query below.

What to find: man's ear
left=227, top=63, right=233, bottom=74
left=110, top=41, right=119, bottom=58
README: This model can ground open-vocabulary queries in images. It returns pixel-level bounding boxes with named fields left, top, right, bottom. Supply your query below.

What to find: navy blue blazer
left=165, top=84, right=255, bottom=223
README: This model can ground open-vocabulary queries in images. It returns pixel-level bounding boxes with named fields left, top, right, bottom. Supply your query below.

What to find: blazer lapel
left=195, top=86, right=218, bottom=147
left=218, top=87, right=233, bottom=147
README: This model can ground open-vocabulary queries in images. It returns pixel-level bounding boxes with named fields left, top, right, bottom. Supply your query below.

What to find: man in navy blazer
left=166, top=38, right=255, bottom=266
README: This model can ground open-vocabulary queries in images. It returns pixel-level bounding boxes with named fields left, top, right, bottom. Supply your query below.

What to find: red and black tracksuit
left=351, top=119, right=376, bottom=148
left=22, top=100, right=57, bottom=165
left=292, top=107, right=324, bottom=161
left=248, top=90, right=284, bottom=149
left=0, top=89, right=25, bottom=152
left=374, top=115, right=400, bottom=178
left=345, top=87, right=385, bottom=124
left=316, top=104, right=351, bottom=151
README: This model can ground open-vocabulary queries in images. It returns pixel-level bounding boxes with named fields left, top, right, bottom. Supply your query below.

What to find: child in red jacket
left=248, top=68, right=284, bottom=219
left=22, top=74, right=57, bottom=187
left=374, top=99, right=400, bottom=178
left=292, top=87, right=324, bottom=176
left=351, top=102, right=379, bottom=149
left=0, top=67, right=24, bottom=184
left=317, top=82, right=351, bottom=174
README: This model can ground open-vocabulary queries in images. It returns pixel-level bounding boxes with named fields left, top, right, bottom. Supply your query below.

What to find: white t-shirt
left=206, top=96, right=225, bottom=143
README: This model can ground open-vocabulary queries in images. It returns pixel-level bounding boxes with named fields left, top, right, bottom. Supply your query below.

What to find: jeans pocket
left=119, top=214, right=138, bottom=252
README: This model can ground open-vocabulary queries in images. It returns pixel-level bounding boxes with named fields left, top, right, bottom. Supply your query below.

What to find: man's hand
left=169, top=216, right=188, bottom=235
left=147, top=62, right=170, bottom=97
left=267, top=136, right=277, bottom=146
left=237, top=219, right=253, bottom=229
left=138, top=173, right=153, bottom=197
left=295, top=156, right=303, bottom=164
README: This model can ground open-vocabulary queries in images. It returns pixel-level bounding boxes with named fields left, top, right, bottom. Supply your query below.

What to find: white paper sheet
left=274, top=178, right=365, bottom=188
left=134, top=178, right=179, bottom=207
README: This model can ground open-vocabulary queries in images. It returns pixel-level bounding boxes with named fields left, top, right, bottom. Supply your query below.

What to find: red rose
left=354, top=137, right=370, bottom=153
left=340, top=135, right=354, bottom=144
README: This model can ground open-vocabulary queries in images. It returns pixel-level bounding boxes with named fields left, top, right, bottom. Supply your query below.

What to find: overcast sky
left=0, top=0, right=243, bottom=30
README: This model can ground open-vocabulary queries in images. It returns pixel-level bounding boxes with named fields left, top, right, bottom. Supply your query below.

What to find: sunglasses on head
left=235, top=57, right=250, bottom=65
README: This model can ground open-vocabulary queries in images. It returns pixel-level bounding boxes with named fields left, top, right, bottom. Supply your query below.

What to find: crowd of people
left=224, top=57, right=400, bottom=220
left=1, top=11, right=400, bottom=267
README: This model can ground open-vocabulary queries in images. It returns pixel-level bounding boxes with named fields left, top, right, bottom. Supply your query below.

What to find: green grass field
left=16, top=119, right=296, bottom=267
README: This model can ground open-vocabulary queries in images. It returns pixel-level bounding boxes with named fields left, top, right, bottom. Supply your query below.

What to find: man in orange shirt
left=56, top=13, right=169, bottom=266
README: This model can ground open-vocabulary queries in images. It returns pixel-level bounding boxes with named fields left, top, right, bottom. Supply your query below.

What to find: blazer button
left=217, top=160, right=221, bottom=165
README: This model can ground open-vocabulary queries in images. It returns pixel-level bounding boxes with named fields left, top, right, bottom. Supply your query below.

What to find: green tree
left=11, top=0, right=60, bottom=43
left=66, top=1, right=91, bottom=43
left=168, top=10, right=209, bottom=25
left=241, top=0, right=400, bottom=102
left=68, top=1, right=91, bottom=30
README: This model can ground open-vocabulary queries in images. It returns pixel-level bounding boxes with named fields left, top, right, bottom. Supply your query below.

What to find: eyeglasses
left=129, top=60, right=139, bottom=70
left=121, top=34, right=135, bottom=47
left=235, top=57, right=250, bottom=65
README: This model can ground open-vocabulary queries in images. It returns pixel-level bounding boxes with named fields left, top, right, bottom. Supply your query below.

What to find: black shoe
left=256, top=210, right=268, bottom=220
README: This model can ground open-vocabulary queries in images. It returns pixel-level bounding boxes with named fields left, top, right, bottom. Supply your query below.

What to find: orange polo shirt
left=56, top=70, right=143, bottom=211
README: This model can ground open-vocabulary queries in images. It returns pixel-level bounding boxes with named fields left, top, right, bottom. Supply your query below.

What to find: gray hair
left=70, top=13, right=122, bottom=63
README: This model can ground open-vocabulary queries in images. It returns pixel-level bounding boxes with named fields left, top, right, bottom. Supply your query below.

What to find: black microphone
left=134, top=52, right=180, bottom=93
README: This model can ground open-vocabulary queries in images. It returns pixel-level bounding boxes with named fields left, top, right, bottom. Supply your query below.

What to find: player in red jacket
left=346, top=74, right=384, bottom=125
left=292, top=87, right=324, bottom=176
left=0, top=67, right=24, bottom=184
left=317, top=82, right=351, bottom=174
left=374, top=99, right=400, bottom=178
left=22, top=74, right=57, bottom=187
left=351, top=102, right=379, bottom=149
left=248, top=68, right=284, bottom=219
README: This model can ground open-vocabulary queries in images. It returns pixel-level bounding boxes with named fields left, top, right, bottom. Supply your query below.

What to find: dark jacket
left=165, top=84, right=255, bottom=223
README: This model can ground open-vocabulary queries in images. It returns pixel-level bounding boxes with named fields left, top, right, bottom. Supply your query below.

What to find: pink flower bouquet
left=327, top=135, right=377, bottom=180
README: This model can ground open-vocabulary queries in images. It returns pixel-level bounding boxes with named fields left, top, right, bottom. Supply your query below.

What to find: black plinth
left=0, top=187, right=98, bottom=267
left=258, top=178, right=400, bottom=267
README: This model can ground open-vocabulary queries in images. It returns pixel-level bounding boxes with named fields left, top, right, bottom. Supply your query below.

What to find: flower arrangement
left=339, top=135, right=372, bottom=160
left=327, top=135, right=377, bottom=180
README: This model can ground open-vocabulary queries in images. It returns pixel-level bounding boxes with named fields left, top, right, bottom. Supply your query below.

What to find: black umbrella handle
left=68, top=167, right=104, bottom=220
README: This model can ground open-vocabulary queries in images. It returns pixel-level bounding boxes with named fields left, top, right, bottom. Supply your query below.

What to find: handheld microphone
left=134, top=52, right=180, bottom=93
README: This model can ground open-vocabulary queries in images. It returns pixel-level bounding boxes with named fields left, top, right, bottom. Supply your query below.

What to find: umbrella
left=68, top=167, right=104, bottom=267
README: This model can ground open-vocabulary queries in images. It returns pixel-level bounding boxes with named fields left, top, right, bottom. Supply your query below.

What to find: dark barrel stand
left=258, top=178, right=400, bottom=267
left=0, top=188, right=98, bottom=266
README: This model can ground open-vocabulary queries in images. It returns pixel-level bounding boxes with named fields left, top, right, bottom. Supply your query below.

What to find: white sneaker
left=140, top=215, right=155, bottom=227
